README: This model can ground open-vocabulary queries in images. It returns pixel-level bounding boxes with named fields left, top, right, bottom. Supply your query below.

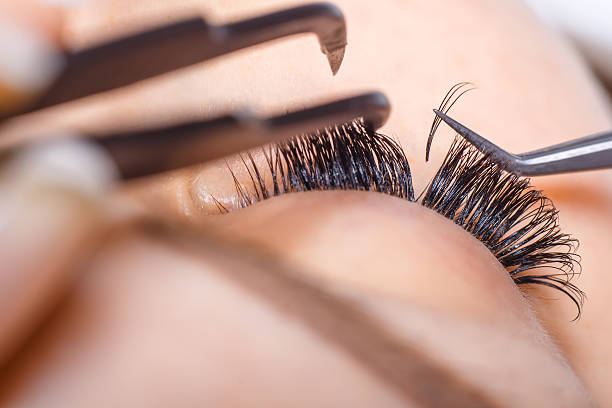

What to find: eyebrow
left=152, top=220, right=499, bottom=408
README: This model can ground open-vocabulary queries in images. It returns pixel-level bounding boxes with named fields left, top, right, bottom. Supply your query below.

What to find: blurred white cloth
left=524, top=0, right=612, bottom=86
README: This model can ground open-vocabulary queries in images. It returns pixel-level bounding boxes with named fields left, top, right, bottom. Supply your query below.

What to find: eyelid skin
left=0, top=216, right=590, bottom=407
left=163, top=219, right=590, bottom=407
left=211, top=190, right=533, bottom=326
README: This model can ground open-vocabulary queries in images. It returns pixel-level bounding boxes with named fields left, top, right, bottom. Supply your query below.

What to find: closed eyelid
left=123, top=215, right=588, bottom=407
left=212, top=188, right=551, bottom=348
left=164, top=219, right=588, bottom=407
left=215, top=109, right=582, bottom=315
left=161, top=221, right=500, bottom=407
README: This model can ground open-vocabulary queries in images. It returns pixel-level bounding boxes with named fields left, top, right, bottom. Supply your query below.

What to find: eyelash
left=423, top=137, right=583, bottom=316
left=225, top=119, right=414, bottom=209
left=220, top=89, right=584, bottom=317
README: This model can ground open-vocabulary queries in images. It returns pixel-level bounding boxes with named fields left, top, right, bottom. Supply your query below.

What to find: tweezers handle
left=17, top=3, right=346, bottom=115
left=96, top=91, right=389, bottom=179
left=30, top=18, right=212, bottom=111
left=517, top=130, right=612, bottom=175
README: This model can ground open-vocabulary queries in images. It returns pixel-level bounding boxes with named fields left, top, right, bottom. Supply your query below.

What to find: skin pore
left=1, top=0, right=612, bottom=406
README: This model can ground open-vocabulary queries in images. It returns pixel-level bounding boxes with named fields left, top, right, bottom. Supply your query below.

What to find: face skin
left=1, top=0, right=612, bottom=406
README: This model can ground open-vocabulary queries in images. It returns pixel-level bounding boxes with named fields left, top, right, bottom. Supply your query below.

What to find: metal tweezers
left=433, top=109, right=612, bottom=176
left=1, top=2, right=391, bottom=179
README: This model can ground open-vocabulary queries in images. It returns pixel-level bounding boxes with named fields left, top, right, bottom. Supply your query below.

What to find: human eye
left=208, top=84, right=583, bottom=316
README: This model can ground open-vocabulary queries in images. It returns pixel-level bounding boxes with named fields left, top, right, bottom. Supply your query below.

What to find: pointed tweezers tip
left=432, top=109, right=520, bottom=174
left=433, top=109, right=483, bottom=146
left=326, top=46, right=346, bottom=75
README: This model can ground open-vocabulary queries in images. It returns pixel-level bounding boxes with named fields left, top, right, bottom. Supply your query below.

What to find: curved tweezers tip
left=327, top=47, right=346, bottom=75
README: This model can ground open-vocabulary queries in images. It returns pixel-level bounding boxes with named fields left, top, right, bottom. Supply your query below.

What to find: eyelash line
left=423, top=136, right=583, bottom=317
left=227, top=119, right=415, bottom=208
left=221, top=91, right=584, bottom=318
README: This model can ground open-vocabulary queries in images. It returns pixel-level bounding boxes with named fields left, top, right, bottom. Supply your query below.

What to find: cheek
left=214, top=191, right=537, bottom=329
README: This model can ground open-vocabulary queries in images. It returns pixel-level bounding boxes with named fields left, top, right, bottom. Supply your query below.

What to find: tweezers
left=1, top=3, right=391, bottom=179
left=10, top=2, right=347, bottom=117
left=433, top=109, right=612, bottom=176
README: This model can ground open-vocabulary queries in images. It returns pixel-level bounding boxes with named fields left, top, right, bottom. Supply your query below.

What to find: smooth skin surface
left=1, top=0, right=611, bottom=406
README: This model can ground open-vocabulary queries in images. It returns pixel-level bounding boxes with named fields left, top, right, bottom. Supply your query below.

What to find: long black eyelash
left=235, top=119, right=415, bottom=203
left=426, top=81, right=475, bottom=161
left=422, top=136, right=584, bottom=318
left=224, top=95, right=583, bottom=317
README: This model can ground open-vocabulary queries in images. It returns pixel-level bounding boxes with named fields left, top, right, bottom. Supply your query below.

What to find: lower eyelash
left=221, top=98, right=583, bottom=318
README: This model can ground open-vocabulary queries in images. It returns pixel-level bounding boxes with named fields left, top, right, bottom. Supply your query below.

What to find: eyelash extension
left=422, top=136, right=583, bottom=317
left=224, top=94, right=583, bottom=317
left=228, top=119, right=414, bottom=207
left=426, top=81, right=475, bottom=161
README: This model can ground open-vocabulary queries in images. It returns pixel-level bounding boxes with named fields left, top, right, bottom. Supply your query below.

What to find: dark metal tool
left=1, top=3, right=396, bottom=180
left=89, top=91, right=389, bottom=179
left=1, top=92, right=389, bottom=179
left=432, top=109, right=612, bottom=176
left=4, top=2, right=346, bottom=120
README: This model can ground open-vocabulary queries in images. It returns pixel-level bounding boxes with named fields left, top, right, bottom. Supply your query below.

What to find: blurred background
left=524, top=0, right=612, bottom=91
